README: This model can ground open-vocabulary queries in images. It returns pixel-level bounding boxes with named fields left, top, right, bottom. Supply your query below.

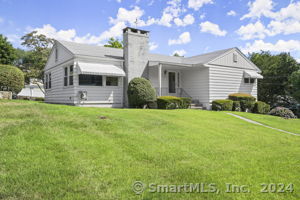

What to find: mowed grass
left=0, top=100, right=299, bottom=200
left=231, top=111, right=300, bottom=134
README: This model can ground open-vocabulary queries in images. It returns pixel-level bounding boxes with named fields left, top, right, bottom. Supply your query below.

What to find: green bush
left=269, top=107, right=297, bottom=119
left=0, top=64, right=24, bottom=94
left=232, top=101, right=241, bottom=111
left=240, top=100, right=255, bottom=112
left=127, top=77, right=156, bottom=108
left=157, top=96, right=191, bottom=109
left=253, top=101, right=270, bottom=114
left=212, top=99, right=233, bottom=111
left=228, top=93, right=256, bottom=101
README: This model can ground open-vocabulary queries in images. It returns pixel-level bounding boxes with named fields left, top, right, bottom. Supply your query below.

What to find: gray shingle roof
left=183, top=48, right=235, bottom=64
left=57, top=40, right=123, bottom=59
left=57, top=40, right=237, bottom=65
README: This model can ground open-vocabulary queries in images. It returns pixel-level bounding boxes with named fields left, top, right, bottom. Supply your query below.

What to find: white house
left=44, top=27, right=263, bottom=109
left=17, top=79, right=45, bottom=99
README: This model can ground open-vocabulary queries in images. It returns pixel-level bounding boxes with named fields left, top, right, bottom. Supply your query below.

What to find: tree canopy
left=249, top=51, right=300, bottom=105
left=19, top=31, right=54, bottom=83
left=0, top=34, right=16, bottom=65
left=104, top=38, right=123, bottom=49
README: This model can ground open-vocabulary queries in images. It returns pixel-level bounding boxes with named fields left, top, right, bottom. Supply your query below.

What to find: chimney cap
left=123, top=27, right=149, bottom=34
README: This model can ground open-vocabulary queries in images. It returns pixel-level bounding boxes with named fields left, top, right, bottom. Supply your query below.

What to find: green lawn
left=230, top=111, right=300, bottom=134
left=0, top=100, right=299, bottom=200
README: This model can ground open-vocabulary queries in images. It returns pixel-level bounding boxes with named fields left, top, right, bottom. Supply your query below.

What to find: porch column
left=158, top=63, right=162, bottom=96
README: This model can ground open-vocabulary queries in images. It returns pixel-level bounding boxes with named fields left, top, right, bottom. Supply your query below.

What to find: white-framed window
left=55, top=47, right=58, bottom=62
left=244, top=78, right=255, bottom=84
left=45, top=73, right=51, bottom=89
left=233, top=53, right=238, bottom=63
left=79, top=75, right=103, bottom=86
left=45, top=74, right=48, bottom=89
left=69, top=65, right=74, bottom=86
left=64, top=67, right=68, bottom=86
left=106, top=76, right=118, bottom=86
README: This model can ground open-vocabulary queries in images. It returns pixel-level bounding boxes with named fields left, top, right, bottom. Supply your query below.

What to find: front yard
left=0, top=100, right=299, bottom=200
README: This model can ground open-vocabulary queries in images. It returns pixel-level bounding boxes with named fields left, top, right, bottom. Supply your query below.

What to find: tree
left=173, top=52, right=180, bottom=57
left=0, top=64, right=24, bottom=94
left=289, top=71, right=300, bottom=102
left=20, top=31, right=54, bottom=83
left=0, top=34, right=16, bottom=65
left=249, top=51, right=300, bottom=105
left=127, top=77, right=156, bottom=108
left=104, top=37, right=123, bottom=49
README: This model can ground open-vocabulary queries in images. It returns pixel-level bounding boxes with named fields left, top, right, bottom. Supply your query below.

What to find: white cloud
left=172, top=49, right=187, bottom=56
left=200, top=21, right=227, bottom=36
left=33, top=24, right=77, bottom=41
left=168, top=32, right=191, bottom=45
left=174, top=14, right=195, bottom=26
left=268, top=19, right=300, bottom=35
left=116, top=0, right=122, bottom=3
left=188, top=0, right=213, bottom=11
left=227, top=10, right=236, bottom=16
left=149, top=42, right=158, bottom=51
left=200, top=13, right=206, bottom=19
left=156, top=0, right=186, bottom=27
left=241, top=0, right=274, bottom=20
left=241, top=39, right=300, bottom=54
left=236, top=21, right=269, bottom=40
left=272, top=1, right=300, bottom=21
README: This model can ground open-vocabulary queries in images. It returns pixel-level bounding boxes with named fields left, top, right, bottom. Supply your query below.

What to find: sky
left=0, top=0, right=300, bottom=61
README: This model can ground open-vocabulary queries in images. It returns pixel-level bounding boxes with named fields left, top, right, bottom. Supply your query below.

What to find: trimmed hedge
left=253, top=101, right=270, bottom=114
left=0, top=64, right=24, bottom=94
left=212, top=99, right=233, bottom=111
left=228, top=93, right=256, bottom=101
left=127, top=77, right=156, bottom=108
left=157, top=96, right=191, bottom=109
left=232, top=101, right=241, bottom=111
left=269, top=107, right=297, bottom=119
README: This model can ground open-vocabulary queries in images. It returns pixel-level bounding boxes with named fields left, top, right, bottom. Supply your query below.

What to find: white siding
left=209, top=49, right=257, bottom=71
left=209, top=66, right=257, bottom=102
left=181, top=68, right=210, bottom=107
left=44, top=60, right=76, bottom=104
left=45, top=42, right=73, bottom=71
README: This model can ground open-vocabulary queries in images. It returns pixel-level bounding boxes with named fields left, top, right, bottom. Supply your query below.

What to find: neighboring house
left=17, top=79, right=45, bottom=99
left=44, top=27, right=263, bottom=109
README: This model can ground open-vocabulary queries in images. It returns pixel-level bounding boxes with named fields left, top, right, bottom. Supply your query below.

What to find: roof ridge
left=186, top=47, right=235, bottom=59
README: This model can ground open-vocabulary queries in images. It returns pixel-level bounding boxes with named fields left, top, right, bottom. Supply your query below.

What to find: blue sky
left=0, top=0, right=300, bottom=61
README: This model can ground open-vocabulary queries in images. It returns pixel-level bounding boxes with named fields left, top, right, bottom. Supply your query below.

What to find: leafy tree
left=249, top=51, right=300, bottom=105
left=173, top=52, right=180, bottom=57
left=20, top=31, right=54, bottom=82
left=289, top=71, right=300, bottom=102
left=0, top=64, right=24, bottom=93
left=0, top=34, right=16, bottom=65
left=104, top=37, right=123, bottom=49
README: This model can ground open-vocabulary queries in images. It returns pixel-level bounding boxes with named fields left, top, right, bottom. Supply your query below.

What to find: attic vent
left=233, top=53, right=237, bottom=63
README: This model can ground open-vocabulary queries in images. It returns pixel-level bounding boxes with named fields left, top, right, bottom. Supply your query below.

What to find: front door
left=168, top=72, right=176, bottom=94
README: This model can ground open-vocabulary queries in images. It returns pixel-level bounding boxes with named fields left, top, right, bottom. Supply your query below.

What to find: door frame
left=167, top=70, right=179, bottom=96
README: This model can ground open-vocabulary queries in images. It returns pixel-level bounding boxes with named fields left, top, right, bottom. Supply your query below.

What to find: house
left=44, top=27, right=263, bottom=109
left=17, top=79, right=45, bottom=99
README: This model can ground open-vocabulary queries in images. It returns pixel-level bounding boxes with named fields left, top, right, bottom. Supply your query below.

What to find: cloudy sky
left=0, top=0, right=300, bottom=61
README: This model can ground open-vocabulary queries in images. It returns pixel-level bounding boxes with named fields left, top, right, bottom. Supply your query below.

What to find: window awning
left=77, top=62, right=125, bottom=77
left=244, top=70, right=263, bottom=79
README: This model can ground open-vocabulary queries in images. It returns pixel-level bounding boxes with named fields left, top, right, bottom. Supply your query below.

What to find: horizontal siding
left=45, top=59, right=123, bottom=106
left=209, top=66, right=257, bottom=102
left=45, top=60, right=76, bottom=104
left=181, top=68, right=209, bottom=105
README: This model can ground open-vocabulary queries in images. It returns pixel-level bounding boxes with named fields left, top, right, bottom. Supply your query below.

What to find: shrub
left=228, top=93, right=256, bottom=101
left=240, top=100, right=255, bottom=112
left=212, top=99, right=233, bottom=111
left=34, top=97, right=45, bottom=101
left=180, top=97, right=192, bottom=109
left=232, top=101, right=241, bottom=111
left=0, top=64, right=24, bottom=94
left=269, top=107, right=297, bottom=119
left=157, top=96, right=191, bottom=109
left=127, top=77, right=156, bottom=108
left=253, top=101, right=270, bottom=114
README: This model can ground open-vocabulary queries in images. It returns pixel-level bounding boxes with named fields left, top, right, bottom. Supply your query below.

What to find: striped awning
left=244, top=70, right=263, bottom=79
left=77, top=62, right=125, bottom=77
